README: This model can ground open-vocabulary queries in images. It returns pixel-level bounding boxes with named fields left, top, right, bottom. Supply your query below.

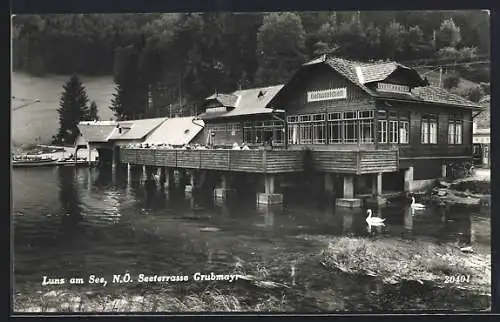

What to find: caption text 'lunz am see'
left=41, top=273, right=241, bottom=287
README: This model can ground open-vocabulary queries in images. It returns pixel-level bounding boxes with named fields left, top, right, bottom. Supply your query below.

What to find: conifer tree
left=54, top=74, right=89, bottom=145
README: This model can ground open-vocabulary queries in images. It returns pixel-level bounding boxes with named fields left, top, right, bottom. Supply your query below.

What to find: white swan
left=366, top=209, right=385, bottom=225
left=411, top=196, right=426, bottom=210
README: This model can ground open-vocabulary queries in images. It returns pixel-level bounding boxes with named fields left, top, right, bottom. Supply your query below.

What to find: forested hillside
left=12, top=11, right=490, bottom=119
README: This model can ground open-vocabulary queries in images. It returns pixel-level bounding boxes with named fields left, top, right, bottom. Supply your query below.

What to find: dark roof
left=411, top=86, right=483, bottom=108
left=270, top=55, right=481, bottom=109
left=198, top=85, right=285, bottom=120
left=323, top=56, right=427, bottom=88
left=204, top=93, right=239, bottom=107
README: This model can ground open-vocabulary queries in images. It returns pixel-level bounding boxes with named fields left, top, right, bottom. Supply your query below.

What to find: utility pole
left=178, top=73, right=182, bottom=116
left=147, top=85, right=152, bottom=118
left=439, top=67, right=443, bottom=88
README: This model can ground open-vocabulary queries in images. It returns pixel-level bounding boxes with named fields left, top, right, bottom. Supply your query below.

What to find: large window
left=328, top=112, right=342, bottom=143
left=289, top=110, right=374, bottom=145
left=377, top=110, right=387, bottom=144
left=288, top=114, right=326, bottom=144
left=299, top=115, right=313, bottom=144
left=343, top=111, right=357, bottom=143
left=399, top=112, right=409, bottom=144
left=359, top=110, right=374, bottom=143
left=243, top=122, right=253, bottom=143
left=448, top=114, right=463, bottom=144
left=378, top=109, right=410, bottom=144
left=312, top=114, right=326, bottom=144
left=389, top=120, right=398, bottom=143
left=421, top=114, right=438, bottom=144
left=243, top=120, right=284, bottom=145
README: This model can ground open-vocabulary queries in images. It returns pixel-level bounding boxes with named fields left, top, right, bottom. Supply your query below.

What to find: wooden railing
left=309, top=149, right=398, bottom=174
left=120, top=148, right=399, bottom=174
left=121, top=149, right=304, bottom=173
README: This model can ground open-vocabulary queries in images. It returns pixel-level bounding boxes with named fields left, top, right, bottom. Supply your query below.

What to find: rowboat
left=12, top=156, right=59, bottom=168
left=56, top=158, right=89, bottom=167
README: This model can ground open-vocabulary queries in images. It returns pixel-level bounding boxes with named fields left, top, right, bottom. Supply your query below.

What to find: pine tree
left=87, top=100, right=99, bottom=120
left=109, top=40, right=149, bottom=120
left=54, top=74, right=89, bottom=145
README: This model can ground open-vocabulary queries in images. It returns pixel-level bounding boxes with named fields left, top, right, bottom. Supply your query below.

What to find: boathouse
left=197, top=85, right=285, bottom=148
left=75, top=120, right=118, bottom=165
left=265, top=55, right=483, bottom=202
left=77, top=117, right=204, bottom=167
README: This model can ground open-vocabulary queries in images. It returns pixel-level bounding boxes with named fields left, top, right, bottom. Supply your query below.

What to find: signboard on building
left=377, top=83, right=410, bottom=94
left=473, top=135, right=490, bottom=144
left=307, top=88, right=347, bottom=102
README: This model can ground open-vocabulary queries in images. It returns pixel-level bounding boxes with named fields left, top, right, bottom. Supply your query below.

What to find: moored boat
left=12, top=156, right=59, bottom=167
left=56, top=158, right=89, bottom=167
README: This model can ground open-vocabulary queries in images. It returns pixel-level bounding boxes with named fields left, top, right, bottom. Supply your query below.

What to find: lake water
left=12, top=166, right=491, bottom=312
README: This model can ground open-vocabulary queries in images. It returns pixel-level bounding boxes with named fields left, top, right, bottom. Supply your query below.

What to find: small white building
left=472, top=123, right=490, bottom=167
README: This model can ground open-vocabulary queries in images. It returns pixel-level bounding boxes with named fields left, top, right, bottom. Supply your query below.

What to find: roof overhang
left=377, top=96, right=483, bottom=110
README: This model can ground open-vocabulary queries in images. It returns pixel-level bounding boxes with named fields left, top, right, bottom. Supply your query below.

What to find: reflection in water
left=341, top=208, right=354, bottom=233
left=256, top=204, right=278, bottom=229
left=58, top=168, right=83, bottom=230
left=403, top=206, right=413, bottom=233
left=12, top=167, right=491, bottom=311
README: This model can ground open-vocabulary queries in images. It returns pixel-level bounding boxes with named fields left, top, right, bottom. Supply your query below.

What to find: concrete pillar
left=87, top=143, right=91, bottom=166
left=343, top=175, right=354, bottom=198
left=441, top=164, right=447, bottom=179
left=142, top=165, right=147, bottom=182
left=185, top=170, right=198, bottom=194
left=166, top=168, right=175, bottom=190
left=369, top=172, right=386, bottom=206
left=371, top=172, right=382, bottom=196
left=87, top=167, right=92, bottom=191
left=127, top=163, right=132, bottom=184
left=145, top=166, right=155, bottom=181
left=336, top=175, right=362, bottom=208
left=257, top=174, right=283, bottom=205
left=214, top=172, right=234, bottom=201
left=324, top=173, right=335, bottom=197
left=112, top=146, right=117, bottom=169
left=159, top=167, right=166, bottom=185
left=404, top=166, right=414, bottom=192
left=265, top=175, right=275, bottom=194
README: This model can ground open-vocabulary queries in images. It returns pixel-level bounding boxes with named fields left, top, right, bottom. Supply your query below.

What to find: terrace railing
left=120, top=148, right=399, bottom=174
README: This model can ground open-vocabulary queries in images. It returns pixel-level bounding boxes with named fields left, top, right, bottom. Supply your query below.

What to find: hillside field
left=11, top=72, right=115, bottom=146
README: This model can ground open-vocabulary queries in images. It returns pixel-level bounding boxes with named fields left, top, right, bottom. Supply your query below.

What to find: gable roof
left=269, top=55, right=481, bottom=109
left=144, top=117, right=205, bottom=146
left=108, top=117, right=167, bottom=141
left=204, top=93, right=239, bottom=107
left=77, top=121, right=118, bottom=143
left=411, top=86, right=483, bottom=108
left=198, top=84, right=284, bottom=120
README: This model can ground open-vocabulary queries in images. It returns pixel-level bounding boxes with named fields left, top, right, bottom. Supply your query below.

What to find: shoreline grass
left=316, top=236, right=490, bottom=295
left=14, top=287, right=288, bottom=313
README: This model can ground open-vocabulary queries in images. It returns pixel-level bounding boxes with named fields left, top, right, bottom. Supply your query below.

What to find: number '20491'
left=444, top=275, right=471, bottom=283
